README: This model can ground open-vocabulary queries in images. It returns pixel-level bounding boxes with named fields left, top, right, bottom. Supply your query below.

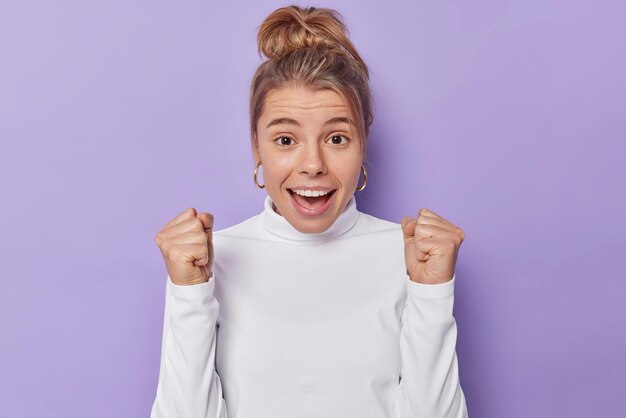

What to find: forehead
left=261, top=86, right=349, bottom=119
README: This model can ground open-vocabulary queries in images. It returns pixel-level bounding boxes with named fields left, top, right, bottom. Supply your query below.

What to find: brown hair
left=249, top=5, right=373, bottom=164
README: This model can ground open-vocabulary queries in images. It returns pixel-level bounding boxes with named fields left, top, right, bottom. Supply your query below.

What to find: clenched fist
left=401, top=208, right=465, bottom=285
left=155, top=207, right=214, bottom=286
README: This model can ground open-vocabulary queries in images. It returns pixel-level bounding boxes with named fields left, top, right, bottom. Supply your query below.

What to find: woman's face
left=254, top=86, right=363, bottom=234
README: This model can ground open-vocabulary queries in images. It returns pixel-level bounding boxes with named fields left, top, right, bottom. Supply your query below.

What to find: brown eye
left=327, top=135, right=348, bottom=145
left=274, top=136, right=294, bottom=146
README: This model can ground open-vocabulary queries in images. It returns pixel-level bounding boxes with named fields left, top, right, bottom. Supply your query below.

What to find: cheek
left=262, top=155, right=295, bottom=182
left=331, top=158, right=362, bottom=183
left=349, top=165, right=362, bottom=185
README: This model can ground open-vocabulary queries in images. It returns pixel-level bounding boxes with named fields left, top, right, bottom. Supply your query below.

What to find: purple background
left=1, top=1, right=624, bottom=417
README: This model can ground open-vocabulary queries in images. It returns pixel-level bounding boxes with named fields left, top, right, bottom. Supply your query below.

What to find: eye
left=273, top=136, right=295, bottom=146
left=327, top=134, right=349, bottom=145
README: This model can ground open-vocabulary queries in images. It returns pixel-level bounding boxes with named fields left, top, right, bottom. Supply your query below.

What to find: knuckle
left=159, top=239, right=171, bottom=254
left=160, top=239, right=171, bottom=253
left=192, top=217, right=204, bottom=229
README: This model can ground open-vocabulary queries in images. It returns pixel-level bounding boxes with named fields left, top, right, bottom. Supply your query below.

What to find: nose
left=298, top=141, right=327, bottom=176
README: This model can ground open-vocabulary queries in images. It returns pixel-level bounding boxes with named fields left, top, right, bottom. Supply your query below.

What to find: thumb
left=196, top=212, right=214, bottom=233
left=401, top=217, right=417, bottom=273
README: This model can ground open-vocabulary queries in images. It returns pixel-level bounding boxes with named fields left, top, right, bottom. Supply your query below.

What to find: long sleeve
left=150, top=273, right=228, bottom=418
left=393, top=274, right=468, bottom=418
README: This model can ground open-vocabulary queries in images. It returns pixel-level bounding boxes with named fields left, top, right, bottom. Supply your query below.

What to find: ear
left=252, top=134, right=261, bottom=162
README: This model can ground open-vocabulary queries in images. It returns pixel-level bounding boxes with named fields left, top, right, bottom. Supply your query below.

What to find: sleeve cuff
left=167, top=272, right=215, bottom=300
left=406, top=273, right=455, bottom=299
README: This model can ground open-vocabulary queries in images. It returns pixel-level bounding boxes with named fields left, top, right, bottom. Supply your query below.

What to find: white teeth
left=291, top=189, right=333, bottom=197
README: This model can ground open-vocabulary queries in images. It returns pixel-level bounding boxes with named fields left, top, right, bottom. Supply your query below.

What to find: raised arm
left=150, top=274, right=227, bottom=418
left=396, top=209, right=468, bottom=416
left=151, top=207, right=227, bottom=417
left=393, top=275, right=468, bottom=418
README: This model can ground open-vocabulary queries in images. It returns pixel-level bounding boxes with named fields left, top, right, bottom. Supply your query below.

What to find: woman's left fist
left=401, top=208, right=465, bottom=285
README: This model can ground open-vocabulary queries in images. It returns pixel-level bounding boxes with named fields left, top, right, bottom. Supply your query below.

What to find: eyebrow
left=265, top=116, right=354, bottom=129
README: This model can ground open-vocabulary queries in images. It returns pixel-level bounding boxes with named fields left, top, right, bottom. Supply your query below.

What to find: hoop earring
left=356, top=164, right=367, bottom=192
left=253, top=160, right=265, bottom=189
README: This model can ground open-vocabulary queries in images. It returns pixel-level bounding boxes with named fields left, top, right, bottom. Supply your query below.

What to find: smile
left=287, top=188, right=337, bottom=216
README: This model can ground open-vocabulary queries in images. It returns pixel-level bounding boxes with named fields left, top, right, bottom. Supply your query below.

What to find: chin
left=291, top=218, right=334, bottom=234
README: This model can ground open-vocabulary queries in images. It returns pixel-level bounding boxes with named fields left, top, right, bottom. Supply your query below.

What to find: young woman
left=151, top=5, right=468, bottom=418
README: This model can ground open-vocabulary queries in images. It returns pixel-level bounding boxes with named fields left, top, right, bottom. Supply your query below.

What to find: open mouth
left=287, top=188, right=337, bottom=211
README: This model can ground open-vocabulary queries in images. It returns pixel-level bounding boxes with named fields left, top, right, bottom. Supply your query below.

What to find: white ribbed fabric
left=151, top=194, right=468, bottom=418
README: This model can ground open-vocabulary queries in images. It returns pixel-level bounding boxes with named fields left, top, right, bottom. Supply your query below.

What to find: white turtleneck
left=150, top=194, right=468, bottom=418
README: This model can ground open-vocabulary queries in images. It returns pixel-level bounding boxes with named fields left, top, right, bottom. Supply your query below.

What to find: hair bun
left=257, top=5, right=354, bottom=60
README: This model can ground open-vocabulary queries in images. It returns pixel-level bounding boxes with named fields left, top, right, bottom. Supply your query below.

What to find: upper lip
left=288, top=186, right=336, bottom=191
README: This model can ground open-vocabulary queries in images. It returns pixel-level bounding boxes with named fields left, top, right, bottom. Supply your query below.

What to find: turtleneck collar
left=259, top=193, right=360, bottom=242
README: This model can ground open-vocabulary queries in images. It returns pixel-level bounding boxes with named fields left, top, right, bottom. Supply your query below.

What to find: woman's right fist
left=155, top=207, right=214, bottom=286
